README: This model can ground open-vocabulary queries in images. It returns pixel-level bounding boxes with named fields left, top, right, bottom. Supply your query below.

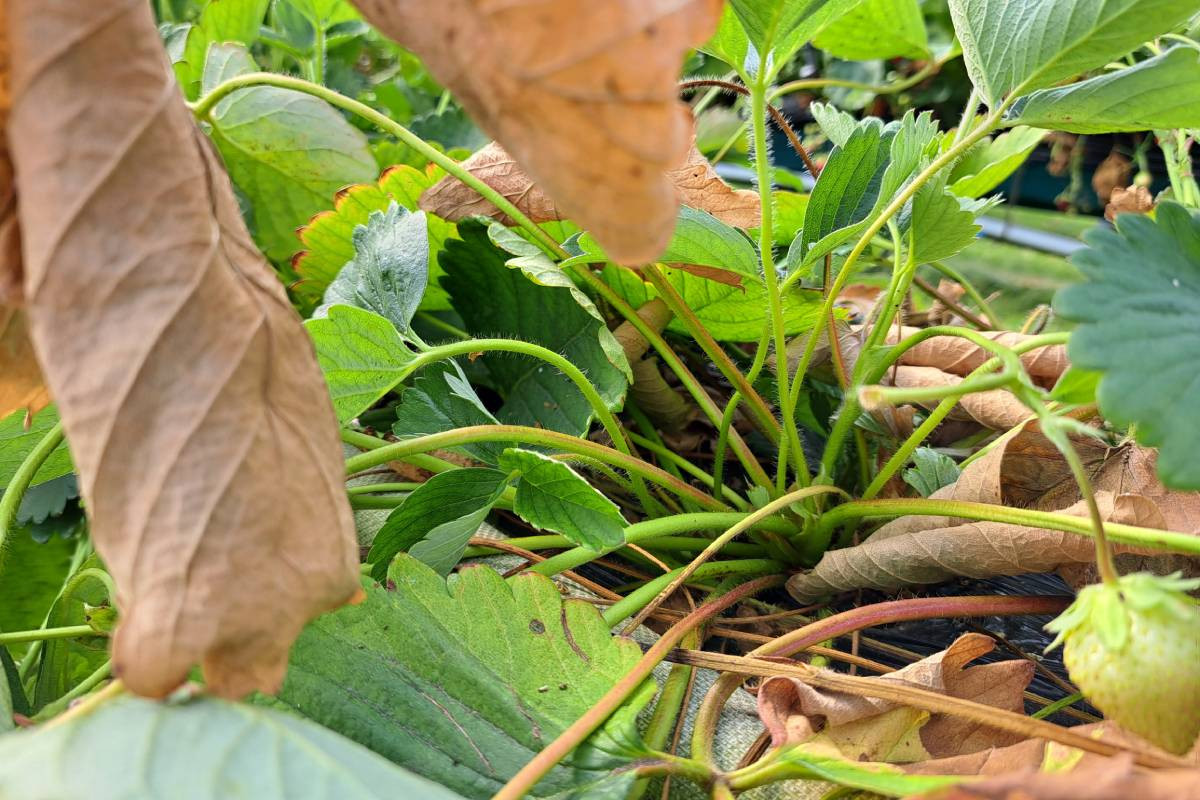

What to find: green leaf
left=902, top=448, right=961, bottom=497
left=0, top=532, right=74, bottom=661
left=0, top=694, right=463, bottom=799
left=392, top=361, right=505, bottom=465
left=201, top=42, right=256, bottom=96
left=771, top=746, right=965, bottom=796
left=295, top=166, right=456, bottom=309
left=0, top=407, right=72, bottom=489
left=700, top=5, right=753, bottom=77
left=32, top=556, right=109, bottom=712
left=208, top=85, right=377, bottom=261
left=791, top=111, right=939, bottom=273
left=199, top=0, right=270, bottom=47
left=771, top=191, right=810, bottom=248
left=305, top=305, right=416, bottom=424
left=903, top=175, right=995, bottom=263
left=1050, top=366, right=1102, bottom=405
left=440, top=222, right=628, bottom=437
left=367, top=468, right=509, bottom=579
left=1007, top=45, right=1200, bottom=134
left=814, top=0, right=929, bottom=60
left=948, top=126, right=1045, bottom=198
left=948, top=0, right=1200, bottom=107
left=809, top=102, right=859, bottom=148
left=730, top=0, right=863, bottom=76
left=602, top=263, right=822, bottom=342
left=0, top=663, right=11, bottom=731
left=409, top=107, right=488, bottom=153
left=320, top=203, right=429, bottom=335
left=1055, top=202, right=1200, bottom=489
left=500, top=448, right=626, bottom=551
left=277, top=558, right=654, bottom=799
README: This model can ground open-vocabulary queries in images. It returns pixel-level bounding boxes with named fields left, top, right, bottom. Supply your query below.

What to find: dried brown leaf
left=1092, top=152, right=1132, bottom=203
left=8, top=0, right=360, bottom=698
left=885, top=326, right=1069, bottom=384
left=891, top=365, right=1033, bottom=430
left=920, top=753, right=1200, bottom=800
left=1105, top=184, right=1155, bottom=222
left=0, top=306, right=48, bottom=419
left=758, top=634, right=1034, bottom=762
left=354, top=0, right=724, bottom=263
left=420, top=139, right=760, bottom=245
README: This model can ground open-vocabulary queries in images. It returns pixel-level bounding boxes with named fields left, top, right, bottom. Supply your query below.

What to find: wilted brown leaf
left=420, top=139, right=760, bottom=244
left=759, top=634, right=1035, bottom=763
left=890, top=365, right=1033, bottom=431
left=1092, top=152, right=1132, bottom=203
left=787, top=424, right=1200, bottom=601
left=885, top=326, right=1069, bottom=385
left=8, top=0, right=360, bottom=698
left=1105, top=185, right=1155, bottom=222
left=0, top=307, right=48, bottom=420
left=354, top=0, right=725, bottom=263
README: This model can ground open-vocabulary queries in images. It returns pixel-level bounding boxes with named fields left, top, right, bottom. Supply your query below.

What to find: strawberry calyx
left=1045, top=572, right=1200, bottom=653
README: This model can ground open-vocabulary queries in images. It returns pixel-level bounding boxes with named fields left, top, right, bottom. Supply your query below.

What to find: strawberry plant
left=2, top=0, right=1200, bottom=797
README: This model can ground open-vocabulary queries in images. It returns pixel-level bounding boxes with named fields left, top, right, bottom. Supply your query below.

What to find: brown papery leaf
left=758, top=634, right=1034, bottom=762
left=885, top=326, right=1069, bottom=385
left=8, top=0, right=360, bottom=698
left=420, top=139, right=760, bottom=245
left=0, top=307, right=48, bottom=420
left=1105, top=185, right=1155, bottom=222
left=355, top=0, right=725, bottom=263
left=890, top=365, right=1033, bottom=431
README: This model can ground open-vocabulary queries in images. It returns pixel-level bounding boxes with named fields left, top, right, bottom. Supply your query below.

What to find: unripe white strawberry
left=1045, top=572, right=1200, bottom=754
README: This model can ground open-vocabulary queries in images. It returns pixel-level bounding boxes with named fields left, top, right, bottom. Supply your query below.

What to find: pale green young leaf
left=440, top=222, right=628, bottom=437
left=32, top=555, right=110, bottom=712
left=700, top=4, right=753, bottom=77
left=949, top=0, right=1200, bottom=107
left=731, top=0, right=865, bottom=76
left=319, top=203, right=429, bottom=335
left=1055, top=202, right=1200, bottom=489
left=366, top=468, right=510, bottom=579
left=304, top=305, right=416, bottom=424
left=200, top=42, right=255, bottom=96
left=278, top=559, right=654, bottom=798
left=500, top=448, right=626, bottom=551
left=809, top=102, right=859, bottom=148
left=0, top=694, right=462, bottom=799
left=208, top=85, right=376, bottom=261
left=768, top=746, right=965, bottom=795
left=948, top=127, right=1044, bottom=198
left=814, top=0, right=929, bottom=60
left=1007, top=46, right=1200, bottom=134
left=575, top=206, right=759, bottom=277
left=1050, top=366, right=1102, bottom=405
left=902, top=448, right=961, bottom=497
left=0, top=668, right=10, bottom=731
left=294, top=166, right=455, bottom=309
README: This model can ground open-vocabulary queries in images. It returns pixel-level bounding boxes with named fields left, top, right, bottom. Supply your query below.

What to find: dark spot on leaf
left=529, top=618, right=546, bottom=634
left=558, top=683, right=568, bottom=690
left=386, top=579, right=397, bottom=591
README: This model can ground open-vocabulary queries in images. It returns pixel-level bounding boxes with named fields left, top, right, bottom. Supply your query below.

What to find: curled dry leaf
left=758, top=634, right=1034, bottom=762
left=8, top=0, right=360, bottom=698
left=353, top=0, right=725, bottom=263
left=885, top=326, right=1069, bottom=385
left=1105, top=184, right=1155, bottom=223
left=420, top=140, right=761, bottom=244
left=0, top=307, right=48, bottom=420
left=913, top=725, right=1200, bottom=799
left=1091, top=151, right=1132, bottom=204
left=890, top=365, right=1033, bottom=431
left=788, top=424, right=1200, bottom=601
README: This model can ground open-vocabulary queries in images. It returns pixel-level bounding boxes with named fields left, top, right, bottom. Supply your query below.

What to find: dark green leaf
left=500, top=448, right=626, bottom=551
left=16, top=474, right=77, bottom=526
left=409, top=107, right=488, bottom=152
left=277, top=558, right=654, bottom=799
left=391, top=361, right=505, bottom=465
left=319, top=202, right=429, bottom=335
left=0, top=532, right=75, bottom=661
left=440, top=222, right=628, bottom=437
left=1055, top=202, right=1200, bottom=488
left=0, top=407, right=72, bottom=489
left=902, top=448, right=961, bottom=496
left=903, top=175, right=995, bottom=263
left=0, top=694, right=462, bottom=799
left=949, top=0, right=1199, bottom=106
left=1007, top=46, right=1200, bottom=134
left=32, top=556, right=110, bottom=712
left=208, top=85, right=376, bottom=261
left=305, top=305, right=416, bottom=424
left=367, top=468, right=510, bottom=579
left=730, top=0, right=863, bottom=76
